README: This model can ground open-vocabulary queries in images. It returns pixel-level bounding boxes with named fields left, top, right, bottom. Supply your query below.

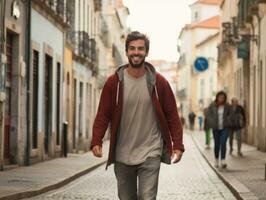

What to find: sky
left=123, top=0, right=196, bottom=62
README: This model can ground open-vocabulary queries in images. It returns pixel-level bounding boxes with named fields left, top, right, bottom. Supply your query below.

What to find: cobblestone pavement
left=191, top=130, right=266, bottom=200
left=24, top=134, right=237, bottom=200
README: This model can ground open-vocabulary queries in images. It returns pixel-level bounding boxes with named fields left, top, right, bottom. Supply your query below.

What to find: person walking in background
left=188, top=111, right=196, bottom=130
left=198, top=115, right=203, bottom=130
left=91, top=31, right=184, bottom=200
left=206, top=91, right=232, bottom=168
left=229, top=97, right=246, bottom=157
left=203, top=107, right=211, bottom=149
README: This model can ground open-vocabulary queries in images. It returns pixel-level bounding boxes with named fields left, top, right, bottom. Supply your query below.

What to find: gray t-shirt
left=115, top=70, right=163, bottom=165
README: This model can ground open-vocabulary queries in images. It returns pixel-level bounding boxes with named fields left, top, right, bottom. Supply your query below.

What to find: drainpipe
left=0, top=0, right=6, bottom=62
left=25, top=0, right=31, bottom=166
left=255, top=11, right=261, bottom=128
left=0, top=0, right=6, bottom=171
left=0, top=0, right=6, bottom=51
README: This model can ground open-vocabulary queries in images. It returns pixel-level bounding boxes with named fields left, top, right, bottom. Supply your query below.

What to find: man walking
left=91, top=31, right=184, bottom=200
left=229, top=97, right=246, bottom=157
left=188, top=111, right=196, bottom=130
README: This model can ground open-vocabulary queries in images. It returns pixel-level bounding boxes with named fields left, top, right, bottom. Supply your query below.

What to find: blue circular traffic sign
left=194, top=57, right=209, bottom=72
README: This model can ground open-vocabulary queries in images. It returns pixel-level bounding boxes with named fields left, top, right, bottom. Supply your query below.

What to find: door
left=4, top=32, right=13, bottom=163
left=44, top=54, right=52, bottom=155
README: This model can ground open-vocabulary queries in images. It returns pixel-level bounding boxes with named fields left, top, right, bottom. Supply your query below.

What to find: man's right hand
left=92, top=145, right=103, bottom=157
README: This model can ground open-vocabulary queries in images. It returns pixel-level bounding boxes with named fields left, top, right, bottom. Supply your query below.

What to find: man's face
left=232, top=99, right=238, bottom=106
left=126, top=39, right=148, bottom=68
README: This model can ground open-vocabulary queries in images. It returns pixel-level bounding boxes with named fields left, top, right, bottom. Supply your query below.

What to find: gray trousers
left=114, top=156, right=161, bottom=200
left=229, top=129, right=242, bottom=152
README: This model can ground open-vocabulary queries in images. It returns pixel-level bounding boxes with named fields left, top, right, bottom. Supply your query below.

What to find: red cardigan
left=91, top=64, right=184, bottom=167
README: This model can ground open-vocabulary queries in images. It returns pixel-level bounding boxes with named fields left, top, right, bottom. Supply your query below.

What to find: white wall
left=31, top=9, right=64, bottom=133
left=191, top=4, right=220, bottom=22
left=195, top=36, right=218, bottom=109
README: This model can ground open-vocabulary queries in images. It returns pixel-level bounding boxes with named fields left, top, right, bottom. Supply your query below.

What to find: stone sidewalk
left=0, top=142, right=109, bottom=200
left=190, top=129, right=266, bottom=200
left=1, top=132, right=266, bottom=200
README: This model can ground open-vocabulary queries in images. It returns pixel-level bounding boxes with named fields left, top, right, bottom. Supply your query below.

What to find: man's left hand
left=171, top=149, right=183, bottom=164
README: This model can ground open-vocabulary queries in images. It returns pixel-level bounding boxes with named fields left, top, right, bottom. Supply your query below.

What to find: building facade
left=0, top=0, right=28, bottom=168
left=218, top=0, right=266, bottom=151
left=195, top=32, right=219, bottom=114
left=30, top=0, right=68, bottom=162
left=0, top=0, right=130, bottom=170
left=177, top=0, right=221, bottom=125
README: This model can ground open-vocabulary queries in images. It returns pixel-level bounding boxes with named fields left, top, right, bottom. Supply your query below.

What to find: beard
left=128, top=55, right=145, bottom=68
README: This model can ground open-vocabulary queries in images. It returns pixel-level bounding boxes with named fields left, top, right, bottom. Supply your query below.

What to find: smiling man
left=91, top=31, right=184, bottom=200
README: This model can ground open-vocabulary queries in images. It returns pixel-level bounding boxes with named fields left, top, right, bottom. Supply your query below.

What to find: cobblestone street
left=24, top=134, right=237, bottom=200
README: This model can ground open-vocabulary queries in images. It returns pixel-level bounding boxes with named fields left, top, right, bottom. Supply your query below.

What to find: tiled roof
left=196, top=32, right=219, bottom=47
left=192, top=0, right=222, bottom=5
left=190, top=16, right=220, bottom=29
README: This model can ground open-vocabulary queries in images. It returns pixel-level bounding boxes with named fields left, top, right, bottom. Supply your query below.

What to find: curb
left=0, top=160, right=107, bottom=200
left=189, top=132, right=259, bottom=200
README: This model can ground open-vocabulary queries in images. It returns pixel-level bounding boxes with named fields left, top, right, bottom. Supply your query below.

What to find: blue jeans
left=212, top=128, right=229, bottom=160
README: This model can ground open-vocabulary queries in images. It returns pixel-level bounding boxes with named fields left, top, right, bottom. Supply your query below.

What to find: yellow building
left=63, top=43, right=74, bottom=152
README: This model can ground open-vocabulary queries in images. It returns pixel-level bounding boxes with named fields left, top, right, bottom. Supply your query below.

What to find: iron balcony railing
left=69, top=31, right=97, bottom=63
left=33, top=0, right=68, bottom=25
left=238, top=0, right=266, bottom=27
left=93, top=0, right=102, bottom=11
left=221, top=22, right=237, bottom=45
left=55, top=0, right=65, bottom=19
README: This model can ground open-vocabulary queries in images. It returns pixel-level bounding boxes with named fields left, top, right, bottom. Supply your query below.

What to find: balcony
left=248, top=1, right=259, bottom=17
left=55, top=0, right=65, bottom=19
left=221, top=22, right=237, bottom=46
left=33, top=0, right=69, bottom=27
left=66, top=0, right=75, bottom=26
left=237, top=0, right=265, bottom=26
left=93, top=0, right=102, bottom=11
left=69, top=31, right=97, bottom=64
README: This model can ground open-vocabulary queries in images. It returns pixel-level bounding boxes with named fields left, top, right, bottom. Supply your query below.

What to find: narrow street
left=24, top=134, right=236, bottom=200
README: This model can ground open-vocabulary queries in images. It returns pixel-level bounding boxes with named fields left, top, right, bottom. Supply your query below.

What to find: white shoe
left=221, top=159, right=227, bottom=168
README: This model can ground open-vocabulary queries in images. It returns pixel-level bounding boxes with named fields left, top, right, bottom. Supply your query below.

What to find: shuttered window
left=32, top=50, right=39, bottom=149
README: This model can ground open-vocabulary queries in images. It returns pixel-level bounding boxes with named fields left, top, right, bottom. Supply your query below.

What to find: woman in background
left=206, top=91, right=232, bottom=168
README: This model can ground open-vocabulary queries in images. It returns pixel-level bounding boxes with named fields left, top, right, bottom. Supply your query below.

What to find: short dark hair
left=125, top=31, right=150, bottom=53
left=215, top=91, right=227, bottom=103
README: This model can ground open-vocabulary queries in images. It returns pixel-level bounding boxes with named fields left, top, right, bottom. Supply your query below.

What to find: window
left=56, top=62, right=61, bottom=145
left=194, top=12, right=198, bottom=21
left=32, top=50, right=39, bottom=149
left=79, top=82, right=83, bottom=136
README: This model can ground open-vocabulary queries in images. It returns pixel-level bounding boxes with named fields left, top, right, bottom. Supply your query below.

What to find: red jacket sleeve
left=161, top=80, right=184, bottom=152
left=91, top=77, right=113, bottom=148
